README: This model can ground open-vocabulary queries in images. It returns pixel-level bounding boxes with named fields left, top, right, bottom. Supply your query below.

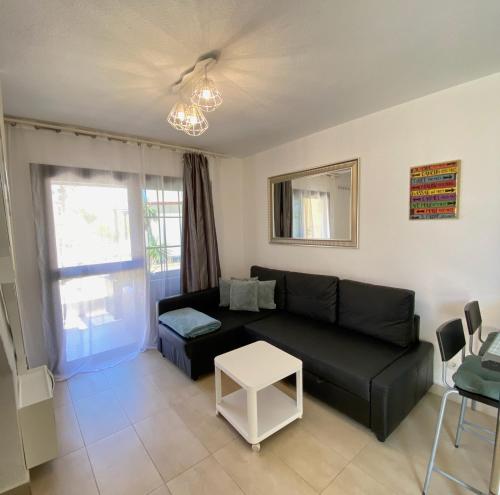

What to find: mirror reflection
left=269, top=159, right=358, bottom=247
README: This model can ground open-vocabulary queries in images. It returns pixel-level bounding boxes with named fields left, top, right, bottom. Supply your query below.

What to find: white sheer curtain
left=292, top=189, right=331, bottom=239
left=140, top=145, right=183, bottom=350
left=31, top=164, right=148, bottom=379
left=7, top=125, right=183, bottom=377
left=143, top=174, right=183, bottom=339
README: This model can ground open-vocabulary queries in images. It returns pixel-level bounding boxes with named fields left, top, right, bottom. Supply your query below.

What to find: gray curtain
left=273, top=180, right=293, bottom=237
left=181, top=153, right=221, bottom=293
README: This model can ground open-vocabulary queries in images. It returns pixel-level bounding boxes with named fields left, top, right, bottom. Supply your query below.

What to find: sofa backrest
left=249, top=266, right=417, bottom=346
left=158, top=287, right=219, bottom=316
left=338, top=279, right=416, bottom=347
left=250, top=266, right=287, bottom=309
left=285, top=271, right=339, bottom=324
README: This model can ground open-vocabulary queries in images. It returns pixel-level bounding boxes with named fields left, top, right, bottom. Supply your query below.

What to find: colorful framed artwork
left=409, top=160, right=460, bottom=220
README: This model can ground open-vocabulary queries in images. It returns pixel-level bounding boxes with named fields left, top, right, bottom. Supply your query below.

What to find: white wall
left=212, top=157, right=246, bottom=279
left=242, top=72, right=500, bottom=383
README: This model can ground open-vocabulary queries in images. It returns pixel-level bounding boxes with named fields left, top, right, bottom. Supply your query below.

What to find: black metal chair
left=423, top=319, right=500, bottom=494
left=455, top=302, right=500, bottom=446
left=465, top=301, right=499, bottom=357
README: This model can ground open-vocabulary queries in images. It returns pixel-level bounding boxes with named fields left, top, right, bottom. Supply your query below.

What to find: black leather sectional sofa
left=158, top=265, right=433, bottom=441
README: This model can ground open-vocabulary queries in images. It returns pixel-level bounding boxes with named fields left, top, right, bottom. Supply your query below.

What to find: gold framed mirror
left=268, top=158, right=359, bottom=247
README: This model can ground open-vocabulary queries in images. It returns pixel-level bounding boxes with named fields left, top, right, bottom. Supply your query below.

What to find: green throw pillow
left=219, top=277, right=257, bottom=307
left=229, top=280, right=259, bottom=312
left=258, top=280, right=276, bottom=309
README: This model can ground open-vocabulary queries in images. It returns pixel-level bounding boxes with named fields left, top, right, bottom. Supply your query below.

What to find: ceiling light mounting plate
left=171, top=49, right=220, bottom=94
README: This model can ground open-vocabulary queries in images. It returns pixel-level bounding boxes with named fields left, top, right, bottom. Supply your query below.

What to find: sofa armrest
left=371, top=341, right=433, bottom=441
left=413, top=314, right=420, bottom=341
left=157, top=287, right=219, bottom=318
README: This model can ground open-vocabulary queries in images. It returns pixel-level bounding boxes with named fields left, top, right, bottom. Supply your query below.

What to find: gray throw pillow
left=219, top=278, right=231, bottom=307
left=219, top=277, right=258, bottom=307
left=258, top=280, right=276, bottom=309
left=230, top=280, right=259, bottom=312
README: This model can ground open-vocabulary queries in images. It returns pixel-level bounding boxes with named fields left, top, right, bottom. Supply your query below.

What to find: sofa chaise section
left=243, top=268, right=433, bottom=440
left=157, top=287, right=272, bottom=379
left=244, top=311, right=433, bottom=439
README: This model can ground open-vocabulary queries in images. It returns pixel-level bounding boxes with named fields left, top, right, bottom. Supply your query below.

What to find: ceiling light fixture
left=167, top=51, right=222, bottom=137
left=167, top=101, right=188, bottom=130
left=182, top=104, right=209, bottom=136
left=190, top=67, right=223, bottom=112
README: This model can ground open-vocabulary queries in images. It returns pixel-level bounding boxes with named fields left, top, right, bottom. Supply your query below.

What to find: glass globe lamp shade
left=191, top=76, right=222, bottom=112
left=167, top=101, right=188, bottom=130
left=182, top=104, right=209, bottom=136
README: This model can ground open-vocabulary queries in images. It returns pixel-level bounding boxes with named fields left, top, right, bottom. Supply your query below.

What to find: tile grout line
left=182, top=373, right=254, bottom=495
left=277, top=455, right=323, bottom=494
left=209, top=435, right=320, bottom=495
left=52, top=403, right=83, bottom=458
left=266, top=413, right=353, bottom=492
left=71, top=375, right=132, bottom=448
left=210, top=443, right=250, bottom=495
left=163, top=375, right=238, bottom=454
left=53, top=366, right=171, bottom=495
left=130, top=414, right=200, bottom=490
left=68, top=359, right=177, bottom=494
left=301, top=419, right=370, bottom=462
left=165, top=453, right=226, bottom=492
left=66, top=378, right=102, bottom=495
left=127, top=365, right=216, bottom=489
left=109, top=383, right=138, bottom=425
left=262, top=425, right=338, bottom=494
left=346, top=440, right=403, bottom=494
left=111, top=367, right=170, bottom=489
left=73, top=362, right=171, bottom=493
left=319, top=462, right=350, bottom=495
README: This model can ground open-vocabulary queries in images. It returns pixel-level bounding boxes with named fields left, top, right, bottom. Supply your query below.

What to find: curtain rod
left=4, top=116, right=229, bottom=159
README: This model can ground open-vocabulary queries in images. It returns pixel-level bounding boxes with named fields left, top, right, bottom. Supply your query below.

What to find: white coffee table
left=214, top=340, right=303, bottom=451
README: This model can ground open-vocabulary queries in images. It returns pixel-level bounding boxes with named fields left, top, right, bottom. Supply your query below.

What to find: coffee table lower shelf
left=216, top=385, right=301, bottom=450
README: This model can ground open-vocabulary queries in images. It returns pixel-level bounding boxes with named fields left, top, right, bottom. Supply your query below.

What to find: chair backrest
left=436, top=319, right=466, bottom=362
left=464, top=301, right=482, bottom=335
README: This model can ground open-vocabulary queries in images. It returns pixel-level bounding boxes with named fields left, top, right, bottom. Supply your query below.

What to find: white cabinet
left=17, top=365, right=57, bottom=468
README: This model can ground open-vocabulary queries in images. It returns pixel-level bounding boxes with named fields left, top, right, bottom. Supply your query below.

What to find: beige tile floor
left=30, top=350, right=497, bottom=495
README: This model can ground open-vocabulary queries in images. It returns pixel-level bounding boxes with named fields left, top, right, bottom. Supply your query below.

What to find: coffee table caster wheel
left=252, top=443, right=260, bottom=452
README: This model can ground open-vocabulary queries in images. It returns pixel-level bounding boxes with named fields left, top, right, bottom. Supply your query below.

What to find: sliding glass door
left=31, top=164, right=184, bottom=378
left=144, top=175, right=183, bottom=333
left=32, top=165, right=147, bottom=378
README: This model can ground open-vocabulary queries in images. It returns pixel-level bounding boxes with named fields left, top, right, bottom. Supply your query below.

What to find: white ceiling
left=1, top=0, right=500, bottom=157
